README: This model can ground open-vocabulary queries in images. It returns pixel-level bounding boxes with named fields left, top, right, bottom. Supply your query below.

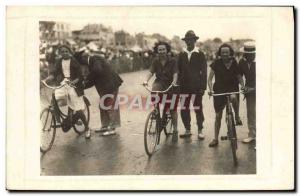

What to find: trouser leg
left=99, top=104, right=110, bottom=127
left=246, top=94, right=256, bottom=138
left=107, top=89, right=121, bottom=128
left=193, top=94, right=204, bottom=131
left=180, top=94, right=191, bottom=130
left=100, top=89, right=121, bottom=128
left=170, top=110, right=178, bottom=132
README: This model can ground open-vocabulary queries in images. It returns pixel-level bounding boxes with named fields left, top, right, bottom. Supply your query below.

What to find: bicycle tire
left=144, top=110, right=159, bottom=156
left=227, top=113, right=238, bottom=166
left=40, top=108, right=56, bottom=153
left=73, top=97, right=90, bottom=135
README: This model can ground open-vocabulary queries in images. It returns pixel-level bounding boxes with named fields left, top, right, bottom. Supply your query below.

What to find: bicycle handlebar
left=211, top=91, right=243, bottom=97
left=142, top=84, right=179, bottom=93
left=211, top=88, right=255, bottom=97
left=41, top=80, right=76, bottom=90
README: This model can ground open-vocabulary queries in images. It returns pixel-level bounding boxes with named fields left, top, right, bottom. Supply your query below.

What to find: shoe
left=209, top=139, right=218, bottom=147
left=179, top=130, right=192, bottom=138
left=95, top=126, right=109, bottom=133
left=172, top=131, right=178, bottom=142
left=101, top=130, right=116, bottom=136
left=197, top=132, right=205, bottom=140
left=85, top=129, right=91, bottom=139
left=235, top=117, right=243, bottom=126
left=242, top=137, right=255, bottom=143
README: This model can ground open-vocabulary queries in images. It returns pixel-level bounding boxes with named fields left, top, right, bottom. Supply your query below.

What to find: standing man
left=178, top=30, right=207, bottom=139
left=239, top=42, right=256, bottom=143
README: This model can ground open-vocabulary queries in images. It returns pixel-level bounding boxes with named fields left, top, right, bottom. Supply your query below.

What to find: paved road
left=41, top=70, right=256, bottom=175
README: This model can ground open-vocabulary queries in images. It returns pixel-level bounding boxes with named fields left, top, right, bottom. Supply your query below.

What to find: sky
left=60, top=7, right=259, bottom=42
left=68, top=18, right=256, bottom=42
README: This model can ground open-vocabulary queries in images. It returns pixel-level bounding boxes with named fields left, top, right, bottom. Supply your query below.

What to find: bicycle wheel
left=144, top=110, right=159, bottom=156
left=163, top=114, right=173, bottom=136
left=40, top=108, right=56, bottom=153
left=227, top=113, right=238, bottom=166
left=73, top=97, right=90, bottom=135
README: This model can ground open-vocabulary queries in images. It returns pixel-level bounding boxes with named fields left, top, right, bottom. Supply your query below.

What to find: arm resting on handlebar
left=172, top=73, right=178, bottom=86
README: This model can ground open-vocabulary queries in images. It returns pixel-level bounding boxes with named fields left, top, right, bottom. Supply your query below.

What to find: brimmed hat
left=242, top=41, right=256, bottom=53
left=182, top=30, right=199, bottom=41
left=50, top=40, right=59, bottom=46
left=58, top=44, right=72, bottom=53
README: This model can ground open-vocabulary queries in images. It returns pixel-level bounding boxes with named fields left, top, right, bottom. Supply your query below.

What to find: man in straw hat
left=239, top=41, right=256, bottom=144
left=177, top=30, right=207, bottom=140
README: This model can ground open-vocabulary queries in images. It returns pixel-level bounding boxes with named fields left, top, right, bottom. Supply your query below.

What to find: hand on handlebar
left=171, top=81, right=179, bottom=87
left=241, top=86, right=247, bottom=94
left=208, top=90, right=214, bottom=96
left=142, top=81, right=148, bottom=86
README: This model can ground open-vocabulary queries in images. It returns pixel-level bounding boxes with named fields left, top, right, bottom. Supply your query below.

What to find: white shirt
left=62, top=59, right=71, bottom=78
left=183, top=47, right=199, bottom=62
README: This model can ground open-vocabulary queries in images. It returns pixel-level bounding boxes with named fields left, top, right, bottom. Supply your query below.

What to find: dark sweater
left=178, top=49, right=207, bottom=93
left=84, top=56, right=123, bottom=94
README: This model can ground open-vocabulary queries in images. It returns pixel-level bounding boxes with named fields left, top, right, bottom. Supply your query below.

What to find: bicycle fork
left=221, top=98, right=238, bottom=149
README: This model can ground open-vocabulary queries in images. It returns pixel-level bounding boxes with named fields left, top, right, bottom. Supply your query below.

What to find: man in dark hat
left=239, top=42, right=256, bottom=144
left=178, top=30, right=207, bottom=139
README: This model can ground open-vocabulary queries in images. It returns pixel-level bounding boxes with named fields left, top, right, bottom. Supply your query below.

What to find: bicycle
left=142, top=84, right=178, bottom=157
left=210, top=91, right=242, bottom=166
left=40, top=80, right=91, bottom=153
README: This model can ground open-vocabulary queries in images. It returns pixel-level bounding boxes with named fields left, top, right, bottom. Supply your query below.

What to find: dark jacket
left=50, top=57, right=84, bottom=96
left=84, top=56, right=123, bottom=94
left=178, top=49, right=207, bottom=93
left=238, top=58, right=256, bottom=89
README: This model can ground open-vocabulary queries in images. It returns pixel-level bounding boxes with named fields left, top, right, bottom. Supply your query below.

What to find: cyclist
left=44, top=45, right=91, bottom=139
left=208, top=44, right=245, bottom=147
left=143, top=41, right=179, bottom=141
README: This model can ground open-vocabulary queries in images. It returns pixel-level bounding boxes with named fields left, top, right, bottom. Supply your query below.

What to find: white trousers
left=54, top=79, right=85, bottom=111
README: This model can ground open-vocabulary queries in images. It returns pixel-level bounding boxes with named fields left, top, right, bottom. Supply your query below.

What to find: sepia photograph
left=39, top=19, right=256, bottom=175
left=6, top=6, right=294, bottom=190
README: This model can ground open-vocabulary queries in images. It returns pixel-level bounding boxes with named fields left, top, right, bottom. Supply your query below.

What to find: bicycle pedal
left=220, top=136, right=228, bottom=140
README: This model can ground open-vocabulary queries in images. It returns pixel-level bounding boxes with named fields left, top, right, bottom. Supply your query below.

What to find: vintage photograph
left=39, top=13, right=256, bottom=175
left=6, top=6, right=294, bottom=190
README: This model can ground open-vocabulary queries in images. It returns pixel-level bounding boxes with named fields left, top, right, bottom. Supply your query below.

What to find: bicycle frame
left=42, top=80, right=76, bottom=123
left=143, top=84, right=178, bottom=144
left=225, top=95, right=235, bottom=139
left=211, top=91, right=242, bottom=165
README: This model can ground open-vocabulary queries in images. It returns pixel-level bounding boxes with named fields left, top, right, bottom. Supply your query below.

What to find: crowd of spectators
left=39, top=39, right=157, bottom=80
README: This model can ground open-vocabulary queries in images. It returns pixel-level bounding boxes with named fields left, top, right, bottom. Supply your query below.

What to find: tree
left=151, top=33, right=169, bottom=42
left=170, top=35, right=184, bottom=52
left=213, top=37, right=222, bottom=43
